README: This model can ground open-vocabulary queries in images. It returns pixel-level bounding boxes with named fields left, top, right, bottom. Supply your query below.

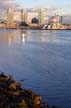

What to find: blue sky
left=0, top=0, right=71, bottom=19
left=16, top=0, right=71, bottom=8
left=0, top=0, right=71, bottom=13
left=15, top=0, right=71, bottom=14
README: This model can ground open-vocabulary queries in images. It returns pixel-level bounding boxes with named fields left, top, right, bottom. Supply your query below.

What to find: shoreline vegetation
left=0, top=73, right=62, bottom=108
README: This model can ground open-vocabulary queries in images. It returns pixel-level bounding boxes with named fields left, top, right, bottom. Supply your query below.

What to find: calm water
left=0, top=29, right=71, bottom=108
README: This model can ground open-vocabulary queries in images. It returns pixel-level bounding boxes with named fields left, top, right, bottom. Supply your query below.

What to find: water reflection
left=0, top=30, right=17, bottom=46
left=20, top=30, right=27, bottom=43
left=0, top=30, right=71, bottom=108
left=7, top=31, right=15, bottom=46
left=0, top=30, right=71, bottom=46
left=20, top=30, right=59, bottom=43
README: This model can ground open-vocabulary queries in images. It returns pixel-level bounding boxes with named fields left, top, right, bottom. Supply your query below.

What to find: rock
left=9, top=90, right=21, bottom=96
left=9, top=82, right=21, bottom=90
left=18, top=99, right=27, bottom=108
left=0, top=73, right=60, bottom=108
left=33, top=96, right=42, bottom=105
left=0, top=72, right=7, bottom=77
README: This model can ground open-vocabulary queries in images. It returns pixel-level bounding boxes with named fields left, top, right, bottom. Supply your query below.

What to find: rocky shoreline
left=0, top=73, right=62, bottom=108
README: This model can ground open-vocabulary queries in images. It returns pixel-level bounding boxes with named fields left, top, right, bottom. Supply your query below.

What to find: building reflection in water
left=20, top=30, right=46, bottom=43
left=7, top=31, right=15, bottom=46
left=0, top=30, right=61, bottom=46
left=20, top=30, right=27, bottom=43
left=21, top=33, right=25, bottom=42
left=20, top=30, right=58, bottom=43
left=0, top=31, right=15, bottom=46
left=0, top=30, right=22, bottom=46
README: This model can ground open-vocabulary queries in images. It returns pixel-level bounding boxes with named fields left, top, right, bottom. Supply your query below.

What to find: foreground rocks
left=0, top=73, right=61, bottom=108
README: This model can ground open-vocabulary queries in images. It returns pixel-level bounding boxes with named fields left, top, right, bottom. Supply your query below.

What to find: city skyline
left=0, top=0, right=71, bottom=20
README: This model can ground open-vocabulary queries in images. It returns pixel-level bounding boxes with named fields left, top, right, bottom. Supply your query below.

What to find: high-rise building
left=50, top=14, right=61, bottom=29
left=59, top=16, right=63, bottom=24
left=38, top=8, right=45, bottom=25
left=56, top=14, right=60, bottom=26
left=61, top=16, right=71, bottom=24
left=7, top=9, right=14, bottom=28
left=21, top=9, right=27, bottom=23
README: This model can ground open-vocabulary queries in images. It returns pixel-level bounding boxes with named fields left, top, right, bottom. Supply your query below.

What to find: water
left=0, top=29, right=71, bottom=108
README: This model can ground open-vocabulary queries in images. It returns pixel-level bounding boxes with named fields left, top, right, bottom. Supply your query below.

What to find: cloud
left=0, top=0, right=21, bottom=19
left=0, top=0, right=20, bottom=10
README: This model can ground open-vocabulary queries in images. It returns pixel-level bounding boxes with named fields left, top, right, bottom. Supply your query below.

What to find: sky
left=0, top=0, right=71, bottom=20
left=20, top=0, right=71, bottom=14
